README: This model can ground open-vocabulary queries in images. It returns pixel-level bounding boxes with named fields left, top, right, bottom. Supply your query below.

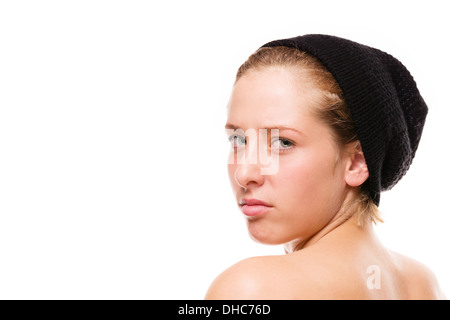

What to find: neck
left=284, top=192, right=375, bottom=254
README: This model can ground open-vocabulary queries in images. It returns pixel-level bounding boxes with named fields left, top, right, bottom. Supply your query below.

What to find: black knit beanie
left=262, top=34, right=428, bottom=206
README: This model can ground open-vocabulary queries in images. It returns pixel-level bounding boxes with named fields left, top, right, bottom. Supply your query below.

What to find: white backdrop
left=0, top=0, right=449, bottom=299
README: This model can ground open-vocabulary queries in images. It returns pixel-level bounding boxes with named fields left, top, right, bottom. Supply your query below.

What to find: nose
left=231, top=129, right=266, bottom=190
left=234, top=162, right=264, bottom=190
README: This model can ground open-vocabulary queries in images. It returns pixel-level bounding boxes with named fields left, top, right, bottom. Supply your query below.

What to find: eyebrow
left=225, top=123, right=304, bottom=136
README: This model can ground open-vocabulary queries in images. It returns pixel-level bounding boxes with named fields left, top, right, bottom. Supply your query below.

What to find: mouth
left=238, top=198, right=273, bottom=217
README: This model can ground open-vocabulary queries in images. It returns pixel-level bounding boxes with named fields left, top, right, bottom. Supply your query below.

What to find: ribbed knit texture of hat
left=262, top=34, right=428, bottom=206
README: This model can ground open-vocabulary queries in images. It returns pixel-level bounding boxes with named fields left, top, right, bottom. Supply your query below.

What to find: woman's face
left=226, top=67, right=349, bottom=248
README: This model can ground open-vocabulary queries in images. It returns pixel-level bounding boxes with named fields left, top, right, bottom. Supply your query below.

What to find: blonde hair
left=236, top=46, right=382, bottom=225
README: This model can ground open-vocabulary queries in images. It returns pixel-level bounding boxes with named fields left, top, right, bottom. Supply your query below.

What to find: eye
left=271, top=138, right=294, bottom=151
left=228, top=134, right=246, bottom=147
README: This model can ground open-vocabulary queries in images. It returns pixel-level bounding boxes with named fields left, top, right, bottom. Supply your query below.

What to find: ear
left=344, top=142, right=369, bottom=187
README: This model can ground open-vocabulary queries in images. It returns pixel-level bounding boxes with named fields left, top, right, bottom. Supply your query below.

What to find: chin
left=246, top=221, right=287, bottom=246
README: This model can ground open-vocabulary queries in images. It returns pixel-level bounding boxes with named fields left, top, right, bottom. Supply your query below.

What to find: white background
left=0, top=0, right=449, bottom=299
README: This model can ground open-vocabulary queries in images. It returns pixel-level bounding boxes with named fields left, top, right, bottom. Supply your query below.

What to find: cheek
left=278, top=152, right=334, bottom=191
left=274, top=150, right=344, bottom=216
left=261, top=155, right=342, bottom=243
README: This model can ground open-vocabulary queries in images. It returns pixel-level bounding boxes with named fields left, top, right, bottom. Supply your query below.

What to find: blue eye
left=271, top=138, right=294, bottom=151
left=228, top=134, right=246, bottom=147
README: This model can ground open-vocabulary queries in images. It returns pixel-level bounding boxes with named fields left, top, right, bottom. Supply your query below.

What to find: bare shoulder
left=205, top=255, right=309, bottom=300
left=390, top=251, right=446, bottom=299
left=204, top=253, right=338, bottom=300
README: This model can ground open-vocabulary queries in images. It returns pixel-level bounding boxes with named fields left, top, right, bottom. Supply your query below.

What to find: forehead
left=227, top=67, right=319, bottom=130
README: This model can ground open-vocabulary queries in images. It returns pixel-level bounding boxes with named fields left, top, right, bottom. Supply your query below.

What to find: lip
left=239, top=198, right=273, bottom=217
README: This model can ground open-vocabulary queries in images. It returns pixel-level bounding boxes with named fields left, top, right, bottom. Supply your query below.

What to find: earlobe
left=345, top=143, right=369, bottom=187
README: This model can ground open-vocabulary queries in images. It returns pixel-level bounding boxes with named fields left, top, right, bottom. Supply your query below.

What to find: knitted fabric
left=262, top=34, right=428, bottom=205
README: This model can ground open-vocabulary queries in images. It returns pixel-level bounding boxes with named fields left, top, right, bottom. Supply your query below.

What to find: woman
left=205, top=34, right=445, bottom=299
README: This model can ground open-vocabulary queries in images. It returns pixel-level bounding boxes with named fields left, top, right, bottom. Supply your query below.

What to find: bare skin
left=205, top=66, right=445, bottom=300
left=205, top=213, right=445, bottom=299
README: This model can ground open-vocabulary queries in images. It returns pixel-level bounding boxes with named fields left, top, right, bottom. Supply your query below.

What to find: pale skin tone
left=205, top=67, right=445, bottom=300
